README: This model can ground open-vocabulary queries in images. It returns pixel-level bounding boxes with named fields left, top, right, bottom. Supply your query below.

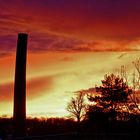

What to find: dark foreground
left=1, top=117, right=140, bottom=140
left=12, top=133, right=139, bottom=140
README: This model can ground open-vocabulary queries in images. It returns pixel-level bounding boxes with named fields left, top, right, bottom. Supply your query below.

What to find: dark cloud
left=28, top=34, right=83, bottom=52
left=61, top=56, right=74, bottom=62
left=0, top=52, right=12, bottom=58
left=0, top=76, right=53, bottom=102
left=1, top=0, right=140, bottom=52
left=1, top=0, right=140, bottom=39
left=0, top=35, right=16, bottom=52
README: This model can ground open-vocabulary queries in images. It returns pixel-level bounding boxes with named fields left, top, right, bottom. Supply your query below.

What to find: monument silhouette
left=13, top=33, right=28, bottom=137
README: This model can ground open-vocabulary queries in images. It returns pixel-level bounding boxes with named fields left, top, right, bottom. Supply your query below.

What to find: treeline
left=0, top=115, right=140, bottom=138
left=0, top=117, right=77, bottom=138
left=26, top=117, right=76, bottom=136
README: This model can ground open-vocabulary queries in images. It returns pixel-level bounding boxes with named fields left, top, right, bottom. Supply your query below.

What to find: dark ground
left=13, top=133, right=139, bottom=140
left=0, top=117, right=140, bottom=140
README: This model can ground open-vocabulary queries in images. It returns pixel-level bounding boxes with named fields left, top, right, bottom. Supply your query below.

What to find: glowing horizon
left=1, top=51, right=140, bottom=117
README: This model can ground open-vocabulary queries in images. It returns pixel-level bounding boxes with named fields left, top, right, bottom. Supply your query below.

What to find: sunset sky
left=0, top=0, right=140, bottom=118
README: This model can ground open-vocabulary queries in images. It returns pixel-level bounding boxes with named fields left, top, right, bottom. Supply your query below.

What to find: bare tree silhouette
left=66, top=92, right=86, bottom=123
left=118, top=64, right=140, bottom=112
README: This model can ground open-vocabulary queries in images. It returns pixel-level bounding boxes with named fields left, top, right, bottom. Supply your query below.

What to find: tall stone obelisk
left=14, top=33, right=28, bottom=137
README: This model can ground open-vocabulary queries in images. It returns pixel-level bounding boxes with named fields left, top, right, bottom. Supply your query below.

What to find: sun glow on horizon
left=0, top=51, right=140, bottom=117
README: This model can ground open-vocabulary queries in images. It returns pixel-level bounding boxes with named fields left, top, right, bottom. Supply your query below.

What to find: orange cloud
left=0, top=76, right=53, bottom=102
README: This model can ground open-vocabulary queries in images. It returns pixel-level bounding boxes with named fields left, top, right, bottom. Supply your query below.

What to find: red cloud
left=1, top=0, right=140, bottom=53
left=0, top=76, right=53, bottom=102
